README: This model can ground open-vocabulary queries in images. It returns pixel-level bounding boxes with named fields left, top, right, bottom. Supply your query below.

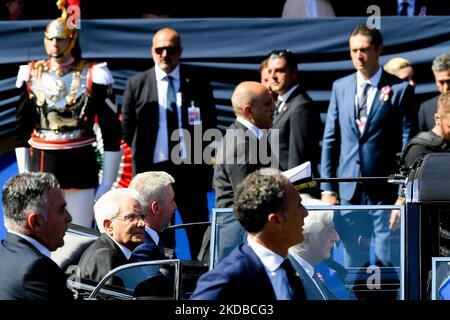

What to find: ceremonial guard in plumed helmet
left=14, top=0, right=122, bottom=227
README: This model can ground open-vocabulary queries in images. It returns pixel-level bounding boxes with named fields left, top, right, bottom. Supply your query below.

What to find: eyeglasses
left=154, top=46, right=179, bottom=55
left=112, top=213, right=146, bottom=223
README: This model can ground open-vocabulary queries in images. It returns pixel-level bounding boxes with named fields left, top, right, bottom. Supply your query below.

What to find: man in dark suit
left=419, top=53, right=450, bottom=132
left=78, top=188, right=145, bottom=283
left=214, top=81, right=277, bottom=209
left=197, top=81, right=276, bottom=262
left=129, top=171, right=176, bottom=262
left=121, top=28, right=217, bottom=258
left=267, top=49, right=321, bottom=175
left=0, top=172, right=73, bottom=300
left=288, top=198, right=340, bottom=300
left=191, top=168, right=308, bottom=300
left=320, top=25, right=417, bottom=267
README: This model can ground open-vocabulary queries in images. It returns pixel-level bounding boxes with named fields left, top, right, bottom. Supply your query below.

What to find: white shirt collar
left=357, top=67, right=382, bottom=89
left=236, top=117, right=263, bottom=139
left=279, top=84, right=299, bottom=103
left=145, top=225, right=159, bottom=245
left=154, top=63, right=180, bottom=83
left=247, top=235, right=285, bottom=272
left=277, top=84, right=299, bottom=113
left=8, top=230, right=50, bottom=258
left=107, top=234, right=132, bottom=260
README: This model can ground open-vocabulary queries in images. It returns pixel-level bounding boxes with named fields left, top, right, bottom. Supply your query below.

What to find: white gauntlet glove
left=15, top=147, right=31, bottom=173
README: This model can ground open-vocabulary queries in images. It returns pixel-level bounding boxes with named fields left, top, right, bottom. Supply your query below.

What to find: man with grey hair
left=78, top=188, right=145, bottom=283
left=419, top=53, right=450, bottom=131
left=129, top=171, right=176, bottom=261
left=0, top=172, right=73, bottom=300
left=192, top=168, right=308, bottom=300
left=288, top=198, right=340, bottom=300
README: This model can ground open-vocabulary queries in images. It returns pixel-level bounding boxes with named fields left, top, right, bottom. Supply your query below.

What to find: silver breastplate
left=30, top=64, right=89, bottom=110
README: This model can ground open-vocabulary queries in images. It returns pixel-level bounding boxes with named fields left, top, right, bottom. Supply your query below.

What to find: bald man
left=214, top=81, right=276, bottom=208
left=122, top=28, right=217, bottom=258
left=197, top=82, right=276, bottom=262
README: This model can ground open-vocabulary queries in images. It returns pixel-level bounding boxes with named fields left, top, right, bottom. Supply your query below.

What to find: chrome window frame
left=87, top=259, right=181, bottom=300
left=431, top=257, right=450, bottom=300
left=210, top=204, right=405, bottom=300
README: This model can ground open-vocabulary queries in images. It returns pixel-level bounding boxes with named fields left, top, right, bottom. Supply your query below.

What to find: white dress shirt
left=153, top=64, right=186, bottom=163
left=247, top=235, right=292, bottom=300
left=236, top=117, right=263, bottom=140
left=276, top=84, right=299, bottom=113
left=355, top=67, right=382, bottom=117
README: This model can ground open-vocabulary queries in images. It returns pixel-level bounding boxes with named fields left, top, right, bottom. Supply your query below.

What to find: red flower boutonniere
left=316, top=272, right=324, bottom=282
left=380, top=85, right=392, bottom=102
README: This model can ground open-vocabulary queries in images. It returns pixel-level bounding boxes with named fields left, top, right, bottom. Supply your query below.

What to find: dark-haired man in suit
left=268, top=49, right=321, bottom=175
left=121, top=28, right=217, bottom=258
left=320, top=24, right=417, bottom=268
left=0, top=172, right=73, bottom=300
left=191, top=168, right=308, bottom=300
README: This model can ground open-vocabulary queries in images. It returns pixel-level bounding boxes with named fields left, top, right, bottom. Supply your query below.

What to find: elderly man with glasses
left=77, top=188, right=145, bottom=284
left=121, top=28, right=217, bottom=259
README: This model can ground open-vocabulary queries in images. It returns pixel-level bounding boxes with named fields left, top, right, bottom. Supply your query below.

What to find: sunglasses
left=154, top=46, right=179, bottom=55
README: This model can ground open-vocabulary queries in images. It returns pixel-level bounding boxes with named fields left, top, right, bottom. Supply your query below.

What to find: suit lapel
left=147, top=68, right=160, bottom=129
left=288, top=255, right=325, bottom=300
left=273, top=85, right=301, bottom=124
left=179, top=67, right=189, bottom=130
left=345, top=74, right=360, bottom=137
left=362, top=70, right=388, bottom=138
left=101, top=233, right=127, bottom=262
left=241, top=244, right=278, bottom=300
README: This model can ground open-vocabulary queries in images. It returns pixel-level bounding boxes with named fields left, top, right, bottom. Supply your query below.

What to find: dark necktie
left=166, top=75, right=179, bottom=156
left=356, top=82, right=370, bottom=135
left=280, top=259, right=306, bottom=300
left=275, top=98, right=283, bottom=115
left=157, top=237, right=165, bottom=255
left=399, top=1, right=409, bottom=16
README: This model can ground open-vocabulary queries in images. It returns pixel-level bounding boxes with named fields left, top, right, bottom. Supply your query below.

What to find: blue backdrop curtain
left=1, top=16, right=449, bottom=141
